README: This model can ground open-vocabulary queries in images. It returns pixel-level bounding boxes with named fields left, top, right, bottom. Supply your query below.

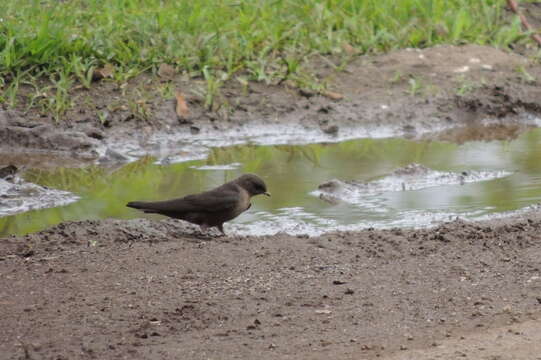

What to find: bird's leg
left=217, top=224, right=226, bottom=237
left=198, top=224, right=225, bottom=237
left=199, top=224, right=209, bottom=235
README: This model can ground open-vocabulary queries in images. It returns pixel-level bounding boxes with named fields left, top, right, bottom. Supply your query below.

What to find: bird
left=126, top=173, right=270, bottom=235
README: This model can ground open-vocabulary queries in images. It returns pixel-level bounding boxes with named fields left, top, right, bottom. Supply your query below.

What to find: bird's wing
left=139, top=189, right=240, bottom=214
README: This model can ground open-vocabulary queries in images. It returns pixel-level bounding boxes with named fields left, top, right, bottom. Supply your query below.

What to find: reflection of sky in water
left=2, top=128, right=541, bottom=237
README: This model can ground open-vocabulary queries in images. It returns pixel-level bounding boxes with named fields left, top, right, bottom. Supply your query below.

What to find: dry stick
left=506, top=0, right=541, bottom=47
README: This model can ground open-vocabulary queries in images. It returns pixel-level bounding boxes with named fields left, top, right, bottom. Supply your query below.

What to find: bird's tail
left=126, top=200, right=175, bottom=214
left=126, top=201, right=159, bottom=213
left=126, top=201, right=147, bottom=209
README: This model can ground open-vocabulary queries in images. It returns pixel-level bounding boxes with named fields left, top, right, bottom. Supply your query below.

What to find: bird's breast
left=237, top=188, right=251, bottom=212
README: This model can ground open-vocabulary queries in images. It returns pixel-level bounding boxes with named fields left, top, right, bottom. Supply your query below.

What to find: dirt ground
left=3, top=40, right=541, bottom=359
left=1, top=212, right=541, bottom=360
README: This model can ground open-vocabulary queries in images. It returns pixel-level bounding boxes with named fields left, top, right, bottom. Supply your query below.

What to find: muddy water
left=1, top=128, right=541, bottom=237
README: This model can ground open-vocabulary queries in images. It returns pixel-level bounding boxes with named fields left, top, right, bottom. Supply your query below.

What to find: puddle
left=2, top=127, right=541, bottom=237
left=106, top=114, right=541, bottom=164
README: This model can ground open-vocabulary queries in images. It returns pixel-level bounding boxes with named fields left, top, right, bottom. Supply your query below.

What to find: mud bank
left=3, top=45, right=541, bottom=165
left=0, top=175, right=78, bottom=217
left=316, top=163, right=513, bottom=203
left=1, top=210, right=541, bottom=359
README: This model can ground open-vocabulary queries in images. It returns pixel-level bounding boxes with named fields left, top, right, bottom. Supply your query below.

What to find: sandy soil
left=3, top=40, right=541, bottom=359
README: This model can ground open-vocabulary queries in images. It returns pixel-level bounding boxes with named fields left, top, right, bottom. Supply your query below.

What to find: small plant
left=202, top=66, right=227, bottom=111
left=113, top=66, right=147, bottom=85
left=157, top=82, right=175, bottom=99
left=124, top=84, right=154, bottom=122
left=127, top=99, right=152, bottom=123
left=516, top=65, right=536, bottom=84
left=236, top=76, right=249, bottom=95
left=290, top=71, right=328, bottom=94
left=249, top=62, right=267, bottom=83
left=389, top=71, right=404, bottom=84
left=455, top=76, right=479, bottom=96
left=407, top=76, right=424, bottom=97
left=97, top=111, right=109, bottom=125
left=68, top=55, right=96, bottom=89
left=281, top=52, right=302, bottom=80
left=36, top=71, right=74, bottom=122
left=0, top=72, right=21, bottom=107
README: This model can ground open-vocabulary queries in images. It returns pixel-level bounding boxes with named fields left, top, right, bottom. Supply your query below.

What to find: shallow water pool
left=1, top=127, right=541, bottom=236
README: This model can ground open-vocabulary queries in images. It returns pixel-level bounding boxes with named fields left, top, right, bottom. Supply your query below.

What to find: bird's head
left=236, top=174, right=270, bottom=197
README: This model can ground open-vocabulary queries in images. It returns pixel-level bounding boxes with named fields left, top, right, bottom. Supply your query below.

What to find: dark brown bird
left=126, top=174, right=270, bottom=235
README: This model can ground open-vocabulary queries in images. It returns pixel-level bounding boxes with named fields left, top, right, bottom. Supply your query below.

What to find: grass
left=0, top=0, right=531, bottom=118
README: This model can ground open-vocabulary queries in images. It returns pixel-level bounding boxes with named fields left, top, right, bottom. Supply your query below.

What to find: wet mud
left=3, top=45, right=541, bottom=165
left=317, top=163, right=512, bottom=203
left=0, top=176, right=78, bottom=218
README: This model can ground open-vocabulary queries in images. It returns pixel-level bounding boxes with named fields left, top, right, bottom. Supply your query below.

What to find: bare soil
left=2, top=212, right=541, bottom=360
left=2, top=43, right=541, bottom=359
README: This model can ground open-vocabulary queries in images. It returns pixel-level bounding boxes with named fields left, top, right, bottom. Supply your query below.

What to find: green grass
left=0, top=0, right=530, bottom=117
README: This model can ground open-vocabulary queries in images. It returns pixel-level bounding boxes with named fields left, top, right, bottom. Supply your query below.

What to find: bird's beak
left=264, top=192, right=271, bottom=197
